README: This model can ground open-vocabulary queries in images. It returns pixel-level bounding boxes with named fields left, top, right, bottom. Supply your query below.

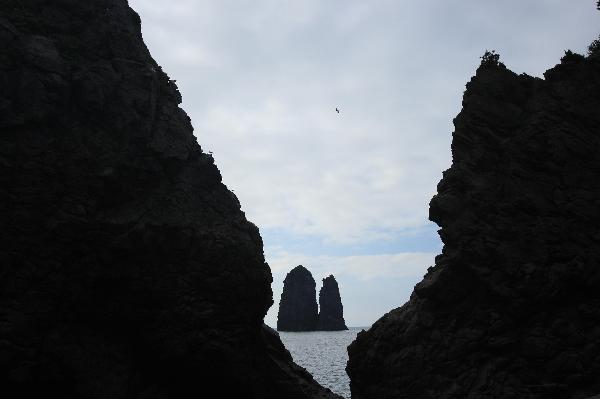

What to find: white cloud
left=266, top=248, right=436, bottom=280
left=196, top=90, right=450, bottom=243
left=128, top=0, right=598, bottom=244
left=168, top=42, right=222, bottom=68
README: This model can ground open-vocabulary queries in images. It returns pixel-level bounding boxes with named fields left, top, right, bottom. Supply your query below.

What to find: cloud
left=266, top=247, right=436, bottom=280
left=196, top=82, right=451, bottom=243
left=130, top=0, right=598, bottom=245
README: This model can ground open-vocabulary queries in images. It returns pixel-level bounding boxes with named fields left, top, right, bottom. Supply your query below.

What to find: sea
left=278, top=327, right=364, bottom=399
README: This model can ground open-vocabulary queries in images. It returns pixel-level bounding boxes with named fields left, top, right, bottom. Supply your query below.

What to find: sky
left=128, top=0, right=599, bottom=327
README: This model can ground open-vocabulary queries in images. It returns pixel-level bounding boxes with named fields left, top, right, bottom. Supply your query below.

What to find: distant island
left=277, top=265, right=348, bottom=331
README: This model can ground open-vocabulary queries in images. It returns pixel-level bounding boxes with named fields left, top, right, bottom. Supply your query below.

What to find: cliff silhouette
left=0, top=1, right=340, bottom=398
left=347, top=49, right=600, bottom=398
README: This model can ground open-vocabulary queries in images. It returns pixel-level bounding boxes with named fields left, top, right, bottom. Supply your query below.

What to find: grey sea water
left=278, top=327, right=363, bottom=399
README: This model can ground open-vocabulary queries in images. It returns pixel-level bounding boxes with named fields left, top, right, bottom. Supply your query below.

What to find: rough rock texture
left=277, top=266, right=319, bottom=331
left=0, top=1, right=340, bottom=398
left=347, top=52, right=600, bottom=399
left=316, top=275, right=348, bottom=331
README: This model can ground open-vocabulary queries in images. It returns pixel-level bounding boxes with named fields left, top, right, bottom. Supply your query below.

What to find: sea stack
left=316, top=275, right=348, bottom=331
left=277, top=265, right=319, bottom=331
left=0, top=1, right=341, bottom=398
left=347, top=51, right=600, bottom=398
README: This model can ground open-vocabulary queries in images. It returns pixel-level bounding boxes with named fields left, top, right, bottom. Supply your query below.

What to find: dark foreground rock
left=316, top=275, right=348, bottom=331
left=277, top=265, right=319, bottom=331
left=0, top=1, right=340, bottom=398
left=347, top=52, right=600, bottom=398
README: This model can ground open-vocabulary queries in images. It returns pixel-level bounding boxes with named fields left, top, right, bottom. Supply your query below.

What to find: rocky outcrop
left=347, top=51, right=600, bottom=398
left=277, top=266, right=319, bottom=331
left=0, top=1, right=340, bottom=398
left=277, top=268, right=348, bottom=332
left=316, top=276, right=348, bottom=331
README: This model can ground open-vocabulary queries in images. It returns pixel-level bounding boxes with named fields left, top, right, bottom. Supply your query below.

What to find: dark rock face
left=347, top=52, right=600, bottom=398
left=277, top=269, right=348, bottom=332
left=277, top=266, right=319, bottom=331
left=0, top=1, right=340, bottom=398
left=316, top=276, right=348, bottom=331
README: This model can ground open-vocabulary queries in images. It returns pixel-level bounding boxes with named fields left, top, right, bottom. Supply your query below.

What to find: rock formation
left=347, top=51, right=600, bottom=398
left=0, top=1, right=341, bottom=398
left=316, top=275, right=348, bottom=331
left=277, top=265, right=319, bottom=331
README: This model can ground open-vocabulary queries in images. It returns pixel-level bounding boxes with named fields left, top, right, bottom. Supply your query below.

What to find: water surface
left=278, top=327, right=363, bottom=399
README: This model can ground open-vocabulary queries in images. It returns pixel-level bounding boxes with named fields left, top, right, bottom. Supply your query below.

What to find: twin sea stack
left=277, top=266, right=348, bottom=332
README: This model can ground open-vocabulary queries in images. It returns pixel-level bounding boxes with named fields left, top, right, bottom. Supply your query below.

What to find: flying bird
left=336, top=107, right=340, bottom=114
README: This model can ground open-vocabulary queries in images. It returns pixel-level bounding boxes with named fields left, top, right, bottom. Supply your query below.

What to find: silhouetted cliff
left=0, top=1, right=340, bottom=398
left=277, top=266, right=319, bottom=331
left=316, top=276, right=348, bottom=331
left=347, top=51, right=600, bottom=398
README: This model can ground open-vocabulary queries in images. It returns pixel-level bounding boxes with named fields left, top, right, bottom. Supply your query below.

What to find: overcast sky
left=129, top=0, right=599, bottom=327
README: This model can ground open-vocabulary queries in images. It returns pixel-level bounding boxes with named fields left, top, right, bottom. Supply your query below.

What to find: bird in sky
left=336, top=107, right=340, bottom=114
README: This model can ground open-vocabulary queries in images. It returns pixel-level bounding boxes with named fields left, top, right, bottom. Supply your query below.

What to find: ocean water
left=278, top=327, right=363, bottom=399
